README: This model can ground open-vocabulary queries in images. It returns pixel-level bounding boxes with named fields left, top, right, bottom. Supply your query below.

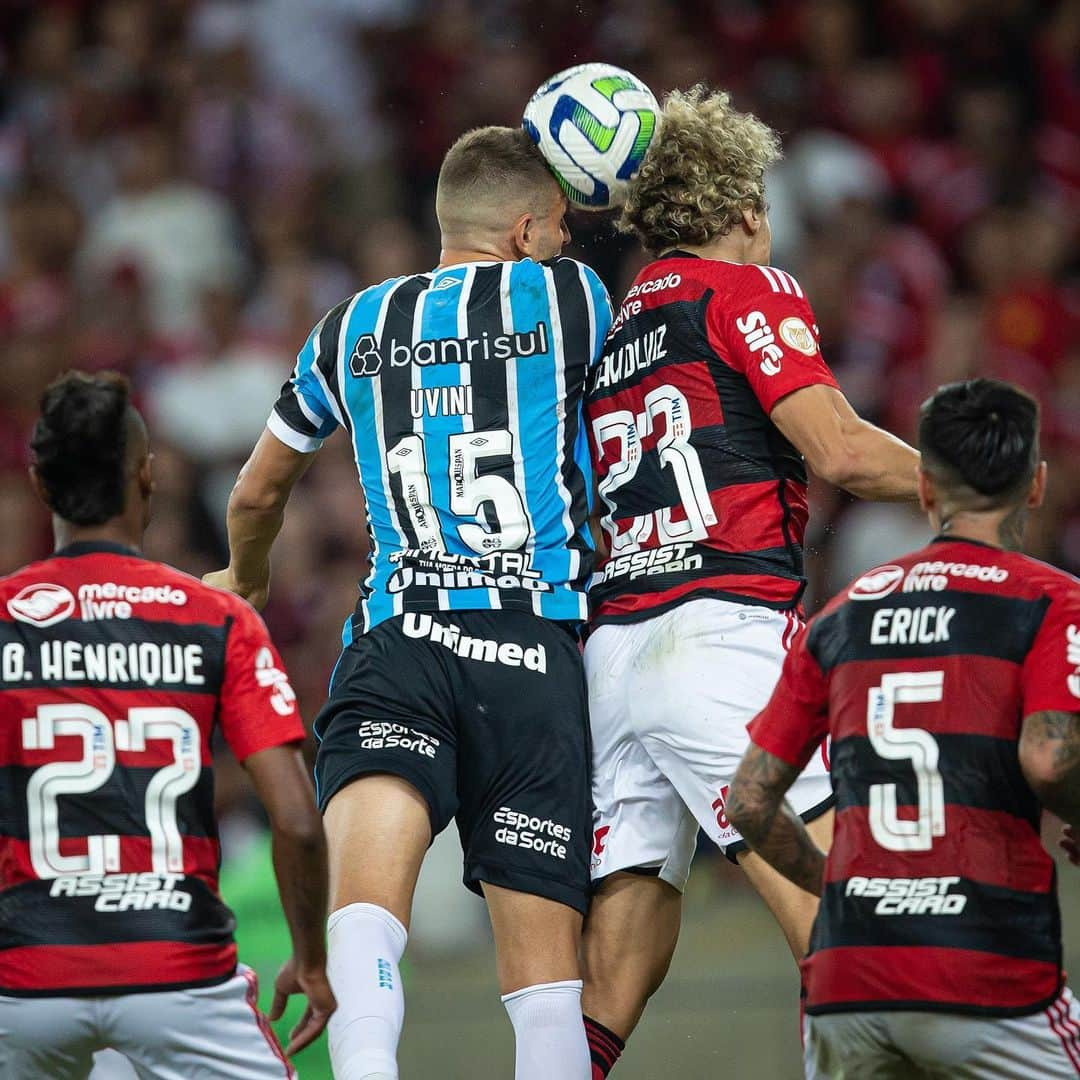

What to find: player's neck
left=53, top=516, right=144, bottom=555
left=437, top=243, right=509, bottom=268
left=937, top=508, right=1027, bottom=553
left=670, top=233, right=755, bottom=265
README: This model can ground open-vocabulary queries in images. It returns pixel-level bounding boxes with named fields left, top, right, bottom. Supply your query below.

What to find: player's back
left=586, top=254, right=837, bottom=624
left=0, top=541, right=299, bottom=996
left=802, top=538, right=1079, bottom=1016
left=271, top=257, right=611, bottom=633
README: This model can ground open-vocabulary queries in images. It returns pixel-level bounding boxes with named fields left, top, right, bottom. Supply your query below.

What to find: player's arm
left=771, top=384, right=919, bottom=501
left=1019, top=709, right=1080, bottom=828
left=727, top=745, right=827, bottom=896
left=243, top=744, right=336, bottom=1056
left=205, top=429, right=315, bottom=609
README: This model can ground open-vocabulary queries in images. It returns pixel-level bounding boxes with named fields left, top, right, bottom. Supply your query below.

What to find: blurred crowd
left=1, top=0, right=1077, bottom=812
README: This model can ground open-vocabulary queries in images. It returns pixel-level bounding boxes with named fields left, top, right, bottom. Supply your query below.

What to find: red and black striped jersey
left=0, top=542, right=304, bottom=997
left=585, top=253, right=838, bottom=625
left=748, top=538, right=1080, bottom=1017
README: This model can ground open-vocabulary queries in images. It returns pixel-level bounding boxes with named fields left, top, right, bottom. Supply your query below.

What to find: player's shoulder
left=1003, top=549, right=1079, bottom=604
left=536, top=255, right=607, bottom=292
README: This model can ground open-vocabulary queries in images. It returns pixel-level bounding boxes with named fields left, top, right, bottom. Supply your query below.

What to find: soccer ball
left=523, top=63, right=660, bottom=212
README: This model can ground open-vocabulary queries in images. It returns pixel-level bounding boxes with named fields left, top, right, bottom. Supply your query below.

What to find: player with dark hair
left=0, top=371, right=333, bottom=1078
left=207, top=125, right=612, bottom=1079
left=729, top=377, right=1080, bottom=1078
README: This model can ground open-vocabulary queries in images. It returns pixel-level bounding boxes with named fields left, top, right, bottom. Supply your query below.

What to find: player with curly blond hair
left=578, top=87, right=921, bottom=1076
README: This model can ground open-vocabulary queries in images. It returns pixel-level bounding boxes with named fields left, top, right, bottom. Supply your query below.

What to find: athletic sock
left=326, top=902, right=408, bottom=1080
left=501, top=979, right=590, bottom=1080
left=584, top=1014, right=625, bottom=1078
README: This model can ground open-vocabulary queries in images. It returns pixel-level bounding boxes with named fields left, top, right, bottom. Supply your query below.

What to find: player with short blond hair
left=579, top=87, right=920, bottom=1076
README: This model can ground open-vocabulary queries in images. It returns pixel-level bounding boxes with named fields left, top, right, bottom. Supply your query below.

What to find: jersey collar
left=929, top=534, right=1001, bottom=551
left=51, top=540, right=144, bottom=560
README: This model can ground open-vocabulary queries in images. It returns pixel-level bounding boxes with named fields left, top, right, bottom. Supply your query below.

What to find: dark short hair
left=919, top=378, right=1039, bottom=503
left=30, top=371, right=134, bottom=525
left=437, top=126, right=556, bottom=210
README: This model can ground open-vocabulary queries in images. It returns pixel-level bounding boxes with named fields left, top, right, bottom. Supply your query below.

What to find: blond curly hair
left=620, top=87, right=782, bottom=255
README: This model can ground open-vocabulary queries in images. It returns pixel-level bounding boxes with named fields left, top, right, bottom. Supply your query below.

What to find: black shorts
left=313, top=609, right=591, bottom=914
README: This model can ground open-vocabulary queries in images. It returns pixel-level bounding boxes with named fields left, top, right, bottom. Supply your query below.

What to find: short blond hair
left=620, top=87, right=782, bottom=255
left=436, top=126, right=558, bottom=237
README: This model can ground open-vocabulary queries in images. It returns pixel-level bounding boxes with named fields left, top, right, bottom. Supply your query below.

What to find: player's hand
left=269, top=955, right=336, bottom=1057
left=1061, top=825, right=1080, bottom=866
left=202, top=567, right=270, bottom=611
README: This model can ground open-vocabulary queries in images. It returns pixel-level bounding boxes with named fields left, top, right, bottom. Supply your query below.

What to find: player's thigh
left=452, top=611, right=593, bottom=919
left=0, top=993, right=98, bottom=1080
left=314, top=616, right=458, bottom=919
left=636, top=601, right=832, bottom=862
left=585, top=620, right=700, bottom=892
left=106, top=967, right=293, bottom=1080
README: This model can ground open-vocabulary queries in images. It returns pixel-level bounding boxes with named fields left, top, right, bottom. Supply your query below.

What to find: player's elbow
left=808, top=440, right=862, bottom=491
left=1019, top=742, right=1071, bottom=799
left=725, top=781, right=761, bottom=840
left=228, top=466, right=288, bottom=518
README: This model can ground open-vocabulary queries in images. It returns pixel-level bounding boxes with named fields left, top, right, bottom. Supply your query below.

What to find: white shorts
left=0, top=965, right=295, bottom=1080
left=585, top=598, right=832, bottom=891
left=807, top=986, right=1080, bottom=1078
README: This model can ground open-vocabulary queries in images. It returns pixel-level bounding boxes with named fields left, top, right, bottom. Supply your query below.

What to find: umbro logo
left=350, top=334, right=382, bottom=377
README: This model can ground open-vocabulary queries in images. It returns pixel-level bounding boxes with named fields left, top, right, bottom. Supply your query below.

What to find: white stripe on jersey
left=542, top=265, right=579, bottom=587
left=498, top=263, right=541, bottom=615
left=309, top=314, right=347, bottom=430
left=291, top=386, right=324, bottom=431
left=363, top=277, right=413, bottom=626
left=455, top=265, right=500, bottom=609
left=757, top=264, right=781, bottom=293
left=777, top=268, right=804, bottom=298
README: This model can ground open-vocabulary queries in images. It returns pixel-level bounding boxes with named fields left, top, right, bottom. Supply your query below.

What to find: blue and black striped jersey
left=270, top=257, right=612, bottom=635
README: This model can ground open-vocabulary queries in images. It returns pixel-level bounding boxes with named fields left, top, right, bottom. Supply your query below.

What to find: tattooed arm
left=1019, top=710, right=1080, bottom=827
left=727, top=743, right=828, bottom=897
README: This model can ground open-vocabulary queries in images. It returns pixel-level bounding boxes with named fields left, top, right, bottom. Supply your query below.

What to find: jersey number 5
left=23, top=703, right=202, bottom=879
left=866, top=670, right=946, bottom=852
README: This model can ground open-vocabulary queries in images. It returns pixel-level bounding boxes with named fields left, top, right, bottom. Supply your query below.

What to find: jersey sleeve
left=746, top=622, right=830, bottom=768
left=218, top=601, right=305, bottom=762
left=268, top=304, right=347, bottom=453
left=707, top=265, right=838, bottom=415
left=1021, top=580, right=1080, bottom=716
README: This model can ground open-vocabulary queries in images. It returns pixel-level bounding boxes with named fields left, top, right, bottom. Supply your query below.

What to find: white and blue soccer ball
left=523, top=62, right=660, bottom=212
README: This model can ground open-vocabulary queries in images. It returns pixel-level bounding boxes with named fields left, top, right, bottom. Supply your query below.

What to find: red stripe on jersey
left=595, top=571, right=801, bottom=620
left=803, top=945, right=1060, bottom=1012
left=828, top=655, right=1022, bottom=743
left=827, top=805, right=1053, bottom=894
left=1047, top=998, right=1080, bottom=1073
left=0, top=940, right=237, bottom=993
left=0, top=834, right=221, bottom=888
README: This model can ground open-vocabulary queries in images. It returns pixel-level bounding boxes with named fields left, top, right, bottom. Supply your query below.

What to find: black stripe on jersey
left=0, top=620, right=228, bottom=692
left=0, top=764, right=217, bottom=841
left=550, top=259, right=595, bottom=586
left=590, top=544, right=802, bottom=601
left=0, top=877, right=235, bottom=950
left=274, top=381, right=321, bottom=438
left=316, top=296, right=353, bottom=432
left=810, top=878, right=1060, bottom=965
left=831, top=733, right=1041, bottom=823
left=588, top=298, right=712, bottom=402
left=807, top=592, right=1050, bottom=672
left=466, top=264, right=511, bottom=431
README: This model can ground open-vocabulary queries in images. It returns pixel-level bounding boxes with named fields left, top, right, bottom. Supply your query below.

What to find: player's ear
left=28, top=465, right=49, bottom=507
left=741, top=202, right=762, bottom=235
left=511, top=211, right=534, bottom=259
left=1027, top=461, right=1047, bottom=509
left=917, top=468, right=936, bottom=516
left=138, top=452, right=155, bottom=499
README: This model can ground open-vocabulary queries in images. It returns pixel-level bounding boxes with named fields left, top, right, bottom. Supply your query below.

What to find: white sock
left=326, top=902, right=408, bottom=1080
left=501, top=979, right=590, bottom=1080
